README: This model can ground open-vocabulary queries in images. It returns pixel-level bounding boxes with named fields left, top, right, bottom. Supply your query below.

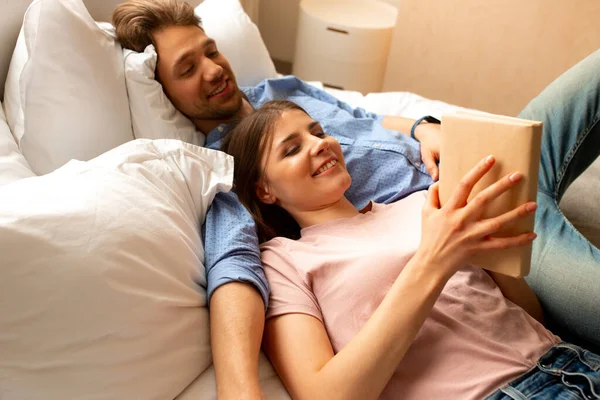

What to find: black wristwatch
left=410, top=115, right=441, bottom=141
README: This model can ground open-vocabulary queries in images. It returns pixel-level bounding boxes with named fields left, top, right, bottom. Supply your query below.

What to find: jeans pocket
left=582, top=350, right=600, bottom=371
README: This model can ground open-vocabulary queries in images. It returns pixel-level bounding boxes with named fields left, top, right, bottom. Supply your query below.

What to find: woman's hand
left=415, top=155, right=537, bottom=279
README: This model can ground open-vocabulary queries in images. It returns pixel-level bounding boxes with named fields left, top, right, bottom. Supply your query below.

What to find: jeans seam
left=551, top=196, right=597, bottom=250
left=554, top=110, right=600, bottom=199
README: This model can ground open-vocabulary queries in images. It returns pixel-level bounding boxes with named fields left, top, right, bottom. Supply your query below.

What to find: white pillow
left=0, top=102, right=35, bottom=187
left=2, top=27, right=26, bottom=142
left=124, top=45, right=203, bottom=145
left=196, top=0, right=278, bottom=87
left=0, top=139, right=233, bottom=399
left=124, top=0, right=278, bottom=142
left=13, top=0, right=134, bottom=175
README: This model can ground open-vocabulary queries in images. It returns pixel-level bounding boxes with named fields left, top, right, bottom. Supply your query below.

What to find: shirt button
left=217, top=126, right=224, bottom=133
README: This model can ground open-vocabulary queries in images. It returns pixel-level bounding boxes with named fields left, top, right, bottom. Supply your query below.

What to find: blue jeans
left=517, top=49, right=600, bottom=352
left=486, top=343, right=600, bottom=399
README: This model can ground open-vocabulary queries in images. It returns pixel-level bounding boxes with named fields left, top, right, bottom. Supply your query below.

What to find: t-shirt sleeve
left=261, top=239, right=323, bottom=323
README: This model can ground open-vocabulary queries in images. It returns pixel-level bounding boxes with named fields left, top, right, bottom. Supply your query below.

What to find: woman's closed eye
left=283, top=145, right=300, bottom=158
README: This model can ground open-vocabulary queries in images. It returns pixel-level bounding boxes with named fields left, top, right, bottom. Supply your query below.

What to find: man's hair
left=112, top=0, right=201, bottom=52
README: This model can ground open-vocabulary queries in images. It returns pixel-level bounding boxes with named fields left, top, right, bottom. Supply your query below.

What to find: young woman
left=222, top=100, right=600, bottom=400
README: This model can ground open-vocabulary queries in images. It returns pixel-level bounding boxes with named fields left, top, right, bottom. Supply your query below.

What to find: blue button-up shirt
left=202, top=76, right=434, bottom=307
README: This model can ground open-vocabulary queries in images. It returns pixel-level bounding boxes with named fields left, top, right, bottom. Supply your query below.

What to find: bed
left=1, top=1, right=599, bottom=399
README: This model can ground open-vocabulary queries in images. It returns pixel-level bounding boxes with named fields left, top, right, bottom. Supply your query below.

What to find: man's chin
left=205, top=94, right=244, bottom=121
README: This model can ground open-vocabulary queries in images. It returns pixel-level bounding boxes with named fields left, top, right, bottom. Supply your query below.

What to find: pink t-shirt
left=261, top=191, right=560, bottom=400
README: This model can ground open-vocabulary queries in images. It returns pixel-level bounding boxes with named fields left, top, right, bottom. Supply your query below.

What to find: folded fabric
left=0, top=101, right=34, bottom=186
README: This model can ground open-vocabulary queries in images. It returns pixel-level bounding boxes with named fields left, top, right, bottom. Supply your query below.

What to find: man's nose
left=203, top=59, right=224, bottom=82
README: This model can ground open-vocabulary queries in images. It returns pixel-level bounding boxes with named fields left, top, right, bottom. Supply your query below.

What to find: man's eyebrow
left=172, top=38, right=217, bottom=69
left=277, top=121, right=320, bottom=149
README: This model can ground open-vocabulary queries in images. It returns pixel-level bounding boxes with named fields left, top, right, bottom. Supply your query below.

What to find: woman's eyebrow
left=277, top=121, right=320, bottom=149
left=277, top=132, right=299, bottom=149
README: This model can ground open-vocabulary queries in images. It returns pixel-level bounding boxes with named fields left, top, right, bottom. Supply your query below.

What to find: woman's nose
left=310, top=136, right=329, bottom=156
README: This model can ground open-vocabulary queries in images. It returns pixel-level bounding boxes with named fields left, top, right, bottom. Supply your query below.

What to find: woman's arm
left=486, top=271, right=545, bottom=324
left=263, top=257, right=449, bottom=400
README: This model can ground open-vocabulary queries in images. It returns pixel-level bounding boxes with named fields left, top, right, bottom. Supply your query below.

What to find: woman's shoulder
left=260, top=237, right=297, bottom=266
left=260, top=236, right=292, bottom=252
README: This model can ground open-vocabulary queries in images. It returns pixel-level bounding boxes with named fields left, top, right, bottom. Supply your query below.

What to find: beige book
left=439, top=111, right=543, bottom=277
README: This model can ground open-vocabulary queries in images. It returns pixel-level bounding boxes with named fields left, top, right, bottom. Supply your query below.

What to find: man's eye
left=208, top=50, right=219, bottom=58
left=284, top=146, right=300, bottom=157
left=315, top=131, right=326, bottom=138
left=180, top=65, right=194, bottom=76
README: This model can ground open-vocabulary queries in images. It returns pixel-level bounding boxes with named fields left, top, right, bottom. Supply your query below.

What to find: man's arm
left=203, top=191, right=270, bottom=400
left=382, top=116, right=442, bottom=180
left=210, top=282, right=265, bottom=399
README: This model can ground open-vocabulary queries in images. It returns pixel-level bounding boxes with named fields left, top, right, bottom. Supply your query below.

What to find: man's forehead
left=154, top=25, right=211, bottom=58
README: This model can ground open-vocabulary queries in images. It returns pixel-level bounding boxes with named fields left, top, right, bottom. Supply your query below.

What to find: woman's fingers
left=446, top=155, right=495, bottom=209
left=425, top=182, right=441, bottom=210
left=479, top=231, right=537, bottom=252
left=473, top=201, right=537, bottom=238
left=463, top=171, right=524, bottom=218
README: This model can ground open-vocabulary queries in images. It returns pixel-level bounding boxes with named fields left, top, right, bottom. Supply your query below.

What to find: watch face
left=424, top=116, right=441, bottom=124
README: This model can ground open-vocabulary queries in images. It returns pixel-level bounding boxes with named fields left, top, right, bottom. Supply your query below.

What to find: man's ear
left=255, top=182, right=277, bottom=205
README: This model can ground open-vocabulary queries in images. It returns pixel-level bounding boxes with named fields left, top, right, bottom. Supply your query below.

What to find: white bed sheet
left=313, top=82, right=466, bottom=120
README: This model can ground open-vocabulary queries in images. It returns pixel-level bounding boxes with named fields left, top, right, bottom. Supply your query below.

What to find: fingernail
left=526, top=203, right=537, bottom=212
left=509, top=172, right=523, bottom=183
left=485, top=155, right=494, bottom=164
left=530, top=232, right=537, bottom=240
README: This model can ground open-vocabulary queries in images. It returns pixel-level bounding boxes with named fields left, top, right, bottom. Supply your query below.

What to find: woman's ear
left=255, top=182, right=277, bottom=205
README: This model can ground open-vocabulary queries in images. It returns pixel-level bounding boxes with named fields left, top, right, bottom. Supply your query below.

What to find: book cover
left=439, top=111, right=542, bottom=277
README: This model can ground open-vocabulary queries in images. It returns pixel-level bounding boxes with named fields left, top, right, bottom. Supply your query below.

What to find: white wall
left=258, top=0, right=399, bottom=63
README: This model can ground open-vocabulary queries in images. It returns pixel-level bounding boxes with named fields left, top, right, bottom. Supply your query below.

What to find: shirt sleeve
left=202, top=190, right=270, bottom=309
left=261, top=239, right=323, bottom=323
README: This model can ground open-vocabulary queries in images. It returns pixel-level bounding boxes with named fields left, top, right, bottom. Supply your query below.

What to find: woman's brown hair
left=222, top=100, right=309, bottom=243
left=112, top=0, right=201, bottom=52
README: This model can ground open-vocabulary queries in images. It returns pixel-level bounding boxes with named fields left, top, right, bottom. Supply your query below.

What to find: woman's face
left=258, top=109, right=351, bottom=213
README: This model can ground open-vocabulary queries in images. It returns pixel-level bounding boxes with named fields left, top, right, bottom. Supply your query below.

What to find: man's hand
left=414, top=122, right=441, bottom=181
left=381, top=115, right=442, bottom=181
left=210, top=282, right=265, bottom=400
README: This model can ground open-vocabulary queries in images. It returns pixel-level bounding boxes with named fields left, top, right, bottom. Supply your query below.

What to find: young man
left=112, top=0, right=600, bottom=398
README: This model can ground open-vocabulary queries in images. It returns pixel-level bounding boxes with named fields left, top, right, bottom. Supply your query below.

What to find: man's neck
left=193, top=99, right=254, bottom=134
left=292, top=196, right=368, bottom=230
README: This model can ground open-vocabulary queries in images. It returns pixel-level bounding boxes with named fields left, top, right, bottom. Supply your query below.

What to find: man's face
left=153, top=25, right=244, bottom=127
